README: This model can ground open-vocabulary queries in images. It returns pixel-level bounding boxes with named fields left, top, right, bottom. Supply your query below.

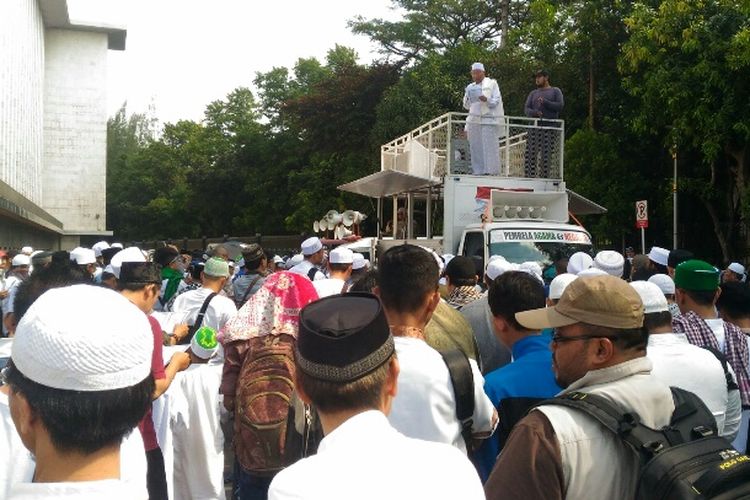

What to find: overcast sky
left=68, top=0, right=400, bottom=124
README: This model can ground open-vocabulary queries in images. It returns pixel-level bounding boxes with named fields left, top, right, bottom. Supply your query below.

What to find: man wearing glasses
left=485, top=275, right=676, bottom=500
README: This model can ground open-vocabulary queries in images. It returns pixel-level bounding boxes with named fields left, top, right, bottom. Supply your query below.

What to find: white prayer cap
left=287, top=254, right=304, bottom=269
left=92, top=241, right=110, bottom=257
left=728, top=262, right=746, bottom=276
left=273, top=255, right=284, bottom=265
left=20, top=246, right=33, bottom=255
left=471, top=62, right=485, bottom=72
left=11, top=254, right=31, bottom=267
left=11, top=284, right=153, bottom=391
left=577, top=267, right=609, bottom=278
left=110, top=246, right=147, bottom=279
left=519, top=261, right=543, bottom=281
left=329, top=247, right=354, bottom=265
left=301, top=237, right=323, bottom=256
left=648, top=246, right=670, bottom=267
left=488, top=255, right=507, bottom=264
left=630, top=281, right=669, bottom=314
left=549, top=273, right=578, bottom=300
left=567, top=252, right=594, bottom=275
left=190, top=326, right=219, bottom=360
left=111, top=242, right=124, bottom=249
left=486, top=259, right=518, bottom=281
left=70, top=247, right=96, bottom=266
left=352, top=253, right=369, bottom=271
left=594, top=250, right=625, bottom=278
left=648, top=273, right=675, bottom=296
left=103, top=264, right=116, bottom=275
left=442, top=254, right=455, bottom=267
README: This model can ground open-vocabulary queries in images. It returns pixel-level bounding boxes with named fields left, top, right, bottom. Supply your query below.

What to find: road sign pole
left=641, top=227, right=646, bottom=255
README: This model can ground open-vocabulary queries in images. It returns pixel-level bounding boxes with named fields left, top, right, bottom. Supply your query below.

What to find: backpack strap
left=307, top=267, right=319, bottom=281
left=536, top=391, right=668, bottom=461
left=238, top=275, right=262, bottom=306
left=440, top=349, right=475, bottom=452
left=702, top=346, right=740, bottom=392
left=185, top=292, right=218, bottom=344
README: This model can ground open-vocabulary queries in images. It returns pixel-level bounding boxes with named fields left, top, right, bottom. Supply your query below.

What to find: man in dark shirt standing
left=524, top=69, right=564, bottom=178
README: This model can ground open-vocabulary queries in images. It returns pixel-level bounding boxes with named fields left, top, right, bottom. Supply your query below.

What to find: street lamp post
left=672, top=146, right=678, bottom=249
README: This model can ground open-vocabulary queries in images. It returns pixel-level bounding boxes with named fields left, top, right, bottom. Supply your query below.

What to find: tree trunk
left=500, top=0, right=510, bottom=47
left=703, top=198, right=731, bottom=263
left=727, top=144, right=748, bottom=258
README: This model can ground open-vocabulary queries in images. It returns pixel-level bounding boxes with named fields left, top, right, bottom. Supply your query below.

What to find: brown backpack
left=234, top=333, right=296, bottom=474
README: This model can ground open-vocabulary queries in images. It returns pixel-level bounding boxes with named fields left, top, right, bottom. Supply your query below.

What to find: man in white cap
left=19, top=246, right=33, bottom=256
left=463, top=62, right=505, bottom=175
left=593, top=250, right=624, bottom=278
left=271, top=255, right=285, bottom=273
left=70, top=247, right=97, bottom=280
left=289, top=237, right=325, bottom=281
left=566, top=251, right=593, bottom=275
left=647, top=246, right=670, bottom=274
left=2, top=254, right=31, bottom=336
left=631, top=281, right=741, bottom=440
left=171, top=257, right=237, bottom=339
left=313, top=247, right=354, bottom=298
left=460, top=258, right=515, bottom=375
left=723, top=262, right=746, bottom=283
left=5, top=285, right=154, bottom=499
left=169, top=326, right=225, bottom=499
left=648, top=273, right=680, bottom=317
left=547, top=273, right=577, bottom=306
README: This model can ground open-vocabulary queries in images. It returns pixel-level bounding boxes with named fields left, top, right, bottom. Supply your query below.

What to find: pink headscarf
left=219, top=271, right=319, bottom=344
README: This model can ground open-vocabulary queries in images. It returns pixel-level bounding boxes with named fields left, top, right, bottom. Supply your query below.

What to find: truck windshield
left=488, top=241, right=593, bottom=266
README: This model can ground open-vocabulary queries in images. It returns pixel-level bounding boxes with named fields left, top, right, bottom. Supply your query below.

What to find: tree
left=349, top=0, right=508, bottom=60
left=621, top=0, right=750, bottom=260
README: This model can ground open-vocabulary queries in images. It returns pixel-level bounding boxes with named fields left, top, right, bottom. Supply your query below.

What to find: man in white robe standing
left=463, top=62, right=505, bottom=175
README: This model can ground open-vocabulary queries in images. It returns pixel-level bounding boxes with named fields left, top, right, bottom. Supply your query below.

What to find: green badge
left=194, top=326, right=218, bottom=349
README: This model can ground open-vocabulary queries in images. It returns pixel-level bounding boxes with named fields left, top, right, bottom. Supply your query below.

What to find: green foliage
left=106, top=1, right=750, bottom=262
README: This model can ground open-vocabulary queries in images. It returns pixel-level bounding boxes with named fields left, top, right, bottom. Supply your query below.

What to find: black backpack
left=540, top=388, right=750, bottom=499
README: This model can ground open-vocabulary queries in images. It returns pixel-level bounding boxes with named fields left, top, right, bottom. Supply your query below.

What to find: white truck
left=337, top=112, right=605, bottom=271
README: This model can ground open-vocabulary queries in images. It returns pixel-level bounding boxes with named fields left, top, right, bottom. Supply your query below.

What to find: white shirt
left=289, top=260, right=325, bottom=281
left=388, top=337, right=495, bottom=453
left=8, top=479, right=145, bottom=500
left=0, top=389, right=148, bottom=498
left=647, top=333, right=741, bottom=440
left=705, top=318, right=726, bottom=352
left=313, top=278, right=347, bottom=298
left=1, top=275, right=21, bottom=315
left=269, top=410, right=484, bottom=500
left=0, top=390, right=34, bottom=499
left=170, top=364, right=224, bottom=500
left=171, top=287, right=237, bottom=333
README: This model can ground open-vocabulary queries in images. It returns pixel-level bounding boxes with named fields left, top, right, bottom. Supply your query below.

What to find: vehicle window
left=489, top=241, right=593, bottom=266
left=463, top=232, right=485, bottom=259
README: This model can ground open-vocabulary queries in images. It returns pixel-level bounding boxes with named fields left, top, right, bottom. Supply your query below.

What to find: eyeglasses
left=551, top=331, right=618, bottom=345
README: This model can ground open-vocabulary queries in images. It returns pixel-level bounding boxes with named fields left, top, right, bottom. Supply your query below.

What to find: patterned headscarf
left=219, top=271, right=319, bottom=344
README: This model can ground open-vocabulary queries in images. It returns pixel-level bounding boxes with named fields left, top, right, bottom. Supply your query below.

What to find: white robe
left=463, top=77, right=505, bottom=175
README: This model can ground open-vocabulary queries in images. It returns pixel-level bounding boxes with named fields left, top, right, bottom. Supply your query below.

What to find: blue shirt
left=474, top=334, right=561, bottom=481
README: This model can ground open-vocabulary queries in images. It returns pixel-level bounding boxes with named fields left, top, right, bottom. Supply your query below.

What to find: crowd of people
left=0, top=237, right=748, bottom=499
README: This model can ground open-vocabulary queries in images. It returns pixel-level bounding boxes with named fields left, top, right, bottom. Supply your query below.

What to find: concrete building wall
left=0, top=0, right=45, bottom=205
left=42, top=28, right=109, bottom=234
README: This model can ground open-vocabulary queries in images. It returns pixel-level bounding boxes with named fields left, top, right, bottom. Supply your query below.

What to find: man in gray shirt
left=524, top=69, right=564, bottom=178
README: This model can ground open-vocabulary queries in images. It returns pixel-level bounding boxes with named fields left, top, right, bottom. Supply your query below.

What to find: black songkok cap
left=296, top=293, right=394, bottom=382
left=445, top=255, right=477, bottom=282
left=119, top=262, right=162, bottom=285
left=668, top=249, right=694, bottom=269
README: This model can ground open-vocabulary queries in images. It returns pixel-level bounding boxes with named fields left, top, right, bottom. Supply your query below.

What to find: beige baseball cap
left=516, top=275, right=644, bottom=330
